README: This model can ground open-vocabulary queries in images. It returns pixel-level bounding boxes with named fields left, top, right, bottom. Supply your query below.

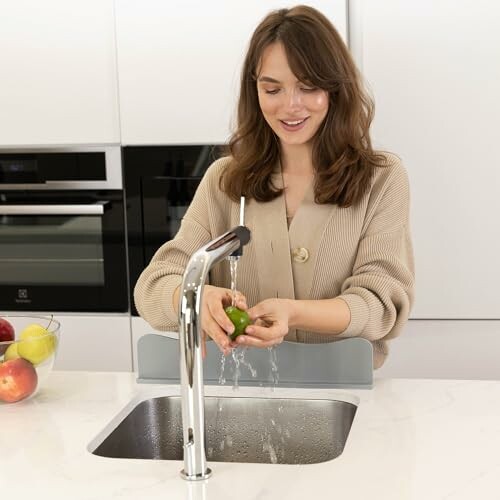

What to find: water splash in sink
left=90, top=395, right=357, bottom=465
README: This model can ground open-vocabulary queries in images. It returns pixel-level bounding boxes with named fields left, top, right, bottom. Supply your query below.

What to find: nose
left=285, top=88, right=303, bottom=111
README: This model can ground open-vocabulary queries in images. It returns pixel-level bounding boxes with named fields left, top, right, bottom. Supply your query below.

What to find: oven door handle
left=0, top=203, right=105, bottom=215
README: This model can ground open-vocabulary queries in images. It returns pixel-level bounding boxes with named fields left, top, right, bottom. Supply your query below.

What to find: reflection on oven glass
left=0, top=215, right=104, bottom=285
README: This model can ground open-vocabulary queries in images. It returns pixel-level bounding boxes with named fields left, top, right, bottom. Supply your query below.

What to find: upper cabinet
left=0, top=0, right=120, bottom=146
left=349, top=0, right=500, bottom=318
left=0, top=1, right=345, bottom=147
left=114, top=0, right=347, bottom=145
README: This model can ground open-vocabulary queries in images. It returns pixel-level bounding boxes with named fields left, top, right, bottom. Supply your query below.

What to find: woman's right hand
left=201, top=284, right=248, bottom=356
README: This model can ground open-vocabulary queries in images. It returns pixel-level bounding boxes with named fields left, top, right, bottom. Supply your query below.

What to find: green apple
left=4, top=342, right=21, bottom=361
left=17, top=323, right=56, bottom=365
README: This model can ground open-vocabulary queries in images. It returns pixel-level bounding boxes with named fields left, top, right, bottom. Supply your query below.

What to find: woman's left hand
left=233, top=298, right=293, bottom=348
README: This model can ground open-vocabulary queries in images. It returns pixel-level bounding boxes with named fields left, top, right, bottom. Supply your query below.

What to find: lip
left=279, top=117, right=309, bottom=132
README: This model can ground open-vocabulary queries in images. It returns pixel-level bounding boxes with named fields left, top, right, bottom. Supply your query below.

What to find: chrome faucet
left=178, top=208, right=250, bottom=480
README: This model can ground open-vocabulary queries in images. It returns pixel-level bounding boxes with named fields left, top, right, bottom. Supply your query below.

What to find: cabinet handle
left=0, top=204, right=105, bottom=215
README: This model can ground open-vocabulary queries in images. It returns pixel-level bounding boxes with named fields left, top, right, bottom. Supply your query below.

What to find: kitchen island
left=1, top=371, right=499, bottom=500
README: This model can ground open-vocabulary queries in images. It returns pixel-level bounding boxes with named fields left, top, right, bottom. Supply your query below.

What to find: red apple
left=0, top=358, right=38, bottom=403
left=0, top=317, right=15, bottom=356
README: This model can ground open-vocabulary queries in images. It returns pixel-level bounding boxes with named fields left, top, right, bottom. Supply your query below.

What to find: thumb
left=247, top=303, right=267, bottom=322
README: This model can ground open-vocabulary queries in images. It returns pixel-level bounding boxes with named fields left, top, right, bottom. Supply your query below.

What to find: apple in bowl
left=0, top=358, right=38, bottom=403
left=17, top=323, right=57, bottom=365
left=0, top=317, right=15, bottom=356
left=0, top=315, right=60, bottom=404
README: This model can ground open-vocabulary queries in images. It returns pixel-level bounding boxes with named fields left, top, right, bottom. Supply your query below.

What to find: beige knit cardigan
left=134, top=154, right=415, bottom=368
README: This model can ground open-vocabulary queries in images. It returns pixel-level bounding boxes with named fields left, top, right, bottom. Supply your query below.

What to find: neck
left=280, top=143, right=314, bottom=176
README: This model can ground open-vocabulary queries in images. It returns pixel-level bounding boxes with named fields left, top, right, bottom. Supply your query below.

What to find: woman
left=134, top=5, right=415, bottom=369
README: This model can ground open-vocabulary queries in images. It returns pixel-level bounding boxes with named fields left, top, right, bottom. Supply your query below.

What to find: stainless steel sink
left=90, top=396, right=357, bottom=465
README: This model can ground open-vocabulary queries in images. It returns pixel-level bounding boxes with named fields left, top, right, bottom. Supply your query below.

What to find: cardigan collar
left=247, top=170, right=295, bottom=302
left=246, top=163, right=338, bottom=303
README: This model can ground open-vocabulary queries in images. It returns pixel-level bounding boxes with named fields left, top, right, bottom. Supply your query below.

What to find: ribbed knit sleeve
left=336, top=161, right=415, bottom=343
left=133, top=160, right=223, bottom=330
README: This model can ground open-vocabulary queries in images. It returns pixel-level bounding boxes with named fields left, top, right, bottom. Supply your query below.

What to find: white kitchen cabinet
left=377, top=320, right=500, bottom=380
left=52, top=314, right=132, bottom=371
left=114, top=0, right=347, bottom=145
left=0, top=0, right=120, bottom=146
left=349, top=0, right=500, bottom=318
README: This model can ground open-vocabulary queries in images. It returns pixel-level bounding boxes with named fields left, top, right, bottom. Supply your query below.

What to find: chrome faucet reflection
left=178, top=224, right=251, bottom=480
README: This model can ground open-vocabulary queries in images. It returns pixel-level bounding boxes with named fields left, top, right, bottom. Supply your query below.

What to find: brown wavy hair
left=220, top=5, right=387, bottom=208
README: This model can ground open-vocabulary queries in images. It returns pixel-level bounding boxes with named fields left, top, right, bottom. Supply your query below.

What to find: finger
left=246, top=304, right=266, bottom=322
left=234, top=290, right=248, bottom=307
left=203, top=317, right=232, bottom=352
left=234, top=296, right=248, bottom=310
left=244, top=323, right=284, bottom=341
left=220, top=289, right=234, bottom=307
left=202, top=332, right=207, bottom=359
left=204, top=330, right=232, bottom=356
left=208, top=300, right=236, bottom=335
left=220, top=290, right=248, bottom=310
left=235, top=333, right=282, bottom=349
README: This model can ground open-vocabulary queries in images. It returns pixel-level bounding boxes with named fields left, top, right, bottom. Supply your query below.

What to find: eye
left=300, top=87, right=318, bottom=93
left=264, top=89, right=280, bottom=95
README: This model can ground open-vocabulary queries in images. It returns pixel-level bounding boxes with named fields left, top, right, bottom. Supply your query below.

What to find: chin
left=277, top=135, right=313, bottom=147
left=273, top=128, right=317, bottom=147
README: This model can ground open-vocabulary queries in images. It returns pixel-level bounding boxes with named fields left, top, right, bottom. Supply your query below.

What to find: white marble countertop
left=1, top=371, right=499, bottom=500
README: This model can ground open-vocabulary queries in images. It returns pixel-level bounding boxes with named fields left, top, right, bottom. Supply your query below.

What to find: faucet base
left=180, top=467, right=212, bottom=481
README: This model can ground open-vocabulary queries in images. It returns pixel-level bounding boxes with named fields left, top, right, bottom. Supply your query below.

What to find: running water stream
left=225, top=256, right=278, bottom=389
left=216, top=257, right=286, bottom=463
left=229, top=257, right=238, bottom=306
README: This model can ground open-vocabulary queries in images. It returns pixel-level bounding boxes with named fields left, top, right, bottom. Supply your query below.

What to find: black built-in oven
left=0, top=147, right=128, bottom=312
left=124, top=145, right=222, bottom=315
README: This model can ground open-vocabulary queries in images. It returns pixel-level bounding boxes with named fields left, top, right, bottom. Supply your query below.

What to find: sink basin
left=90, top=396, right=357, bottom=465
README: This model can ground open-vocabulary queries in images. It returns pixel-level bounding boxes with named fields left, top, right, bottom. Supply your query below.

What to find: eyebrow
left=258, top=76, right=281, bottom=84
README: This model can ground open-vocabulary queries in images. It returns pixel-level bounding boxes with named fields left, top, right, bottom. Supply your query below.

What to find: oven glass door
left=0, top=192, right=128, bottom=312
left=142, top=176, right=203, bottom=264
left=123, top=144, right=222, bottom=315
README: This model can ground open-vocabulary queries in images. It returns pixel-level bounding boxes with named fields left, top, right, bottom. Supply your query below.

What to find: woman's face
left=256, top=42, right=329, bottom=148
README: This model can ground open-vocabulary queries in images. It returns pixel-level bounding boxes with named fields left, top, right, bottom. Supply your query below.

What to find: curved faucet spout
left=178, top=225, right=251, bottom=480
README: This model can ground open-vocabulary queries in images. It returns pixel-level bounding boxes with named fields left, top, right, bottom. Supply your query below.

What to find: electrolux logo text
left=15, top=288, right=31, bottom=304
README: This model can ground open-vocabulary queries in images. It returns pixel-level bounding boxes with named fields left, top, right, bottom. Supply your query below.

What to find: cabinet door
left=376, top=320, right=500, bottom=380
left=0, top=0, right=120, bottom=146
left=115, top=0, right=347, bottom=145
left=53, top=314, right=132, bottom=371
left=350, top=0, right=500, bottom=318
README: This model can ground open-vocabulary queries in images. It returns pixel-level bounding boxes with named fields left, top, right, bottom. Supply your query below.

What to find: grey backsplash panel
left=137, top=335, right=373, bottom=389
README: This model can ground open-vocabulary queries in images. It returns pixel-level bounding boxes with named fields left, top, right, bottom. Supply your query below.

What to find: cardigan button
left=292, top=247, right=309, bottom=263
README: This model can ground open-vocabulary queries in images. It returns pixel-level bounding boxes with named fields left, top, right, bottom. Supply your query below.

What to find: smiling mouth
left=279, top=117, right=309, bottom=131
left=280, top=118, right=308, bottom=126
